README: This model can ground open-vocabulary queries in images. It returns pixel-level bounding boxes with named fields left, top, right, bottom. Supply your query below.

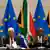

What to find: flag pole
left=27, top=0, right=29, bottom=35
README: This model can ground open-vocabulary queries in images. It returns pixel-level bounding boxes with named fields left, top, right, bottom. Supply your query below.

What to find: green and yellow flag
left=18, top=0, right=27, bottom=38
left=18, top=8, right=24, bottom=34
left=23, top=0, right=27, bottom=38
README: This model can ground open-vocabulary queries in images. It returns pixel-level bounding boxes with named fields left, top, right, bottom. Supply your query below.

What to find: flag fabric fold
left=23, top=0, right=27, bottom=38
left=30, top=12, right=36, bottom=37
left=18, top=8, right=24, bottom=35
left=3, top=0, right=9, bottom=37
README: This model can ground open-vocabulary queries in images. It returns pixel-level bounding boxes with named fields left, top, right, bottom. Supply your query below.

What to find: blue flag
left=3, top=0, right=21, bottom=38
left=33, top=0, right=50, bottom=36
left=8, top=0, right=21, bottom=37
left=3, top=0, right=9, bottom=37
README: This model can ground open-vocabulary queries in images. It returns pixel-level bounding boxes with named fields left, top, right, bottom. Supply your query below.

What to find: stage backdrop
left=0, top=0, right=50, bottom=24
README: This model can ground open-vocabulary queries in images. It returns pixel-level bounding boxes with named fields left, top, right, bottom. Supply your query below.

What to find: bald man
left=8, top=27, right=17, bottom=48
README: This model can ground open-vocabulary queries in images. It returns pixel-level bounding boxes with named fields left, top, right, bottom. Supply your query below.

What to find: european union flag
left=3, top=0, right=9, bottom=37
left=3, top=0, right=21, bottom=38
left=33, top=0, right=45, bottom=29
left=33, top=0, right=50, bottom=36
left=8, top=0, right=21, bottom=37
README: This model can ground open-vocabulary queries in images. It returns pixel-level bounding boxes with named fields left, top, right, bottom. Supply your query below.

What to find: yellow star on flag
left=4, top=18, right=7, bottom=22
left=8, top=15, right=10, bottom=19
left=13, top=17, right=16, bottom=20
left=38, top=16, right=40, bottom=19
left=43, top=18, right=46, bottom=20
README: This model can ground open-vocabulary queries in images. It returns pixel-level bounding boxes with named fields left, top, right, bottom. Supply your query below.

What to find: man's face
left=9, top=30, right=14, bottom=38
left=39, top=29, right=43, bottom=33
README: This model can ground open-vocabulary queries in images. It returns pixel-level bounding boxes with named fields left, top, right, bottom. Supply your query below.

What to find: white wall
left=0, top=0, right=50, bottom=24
